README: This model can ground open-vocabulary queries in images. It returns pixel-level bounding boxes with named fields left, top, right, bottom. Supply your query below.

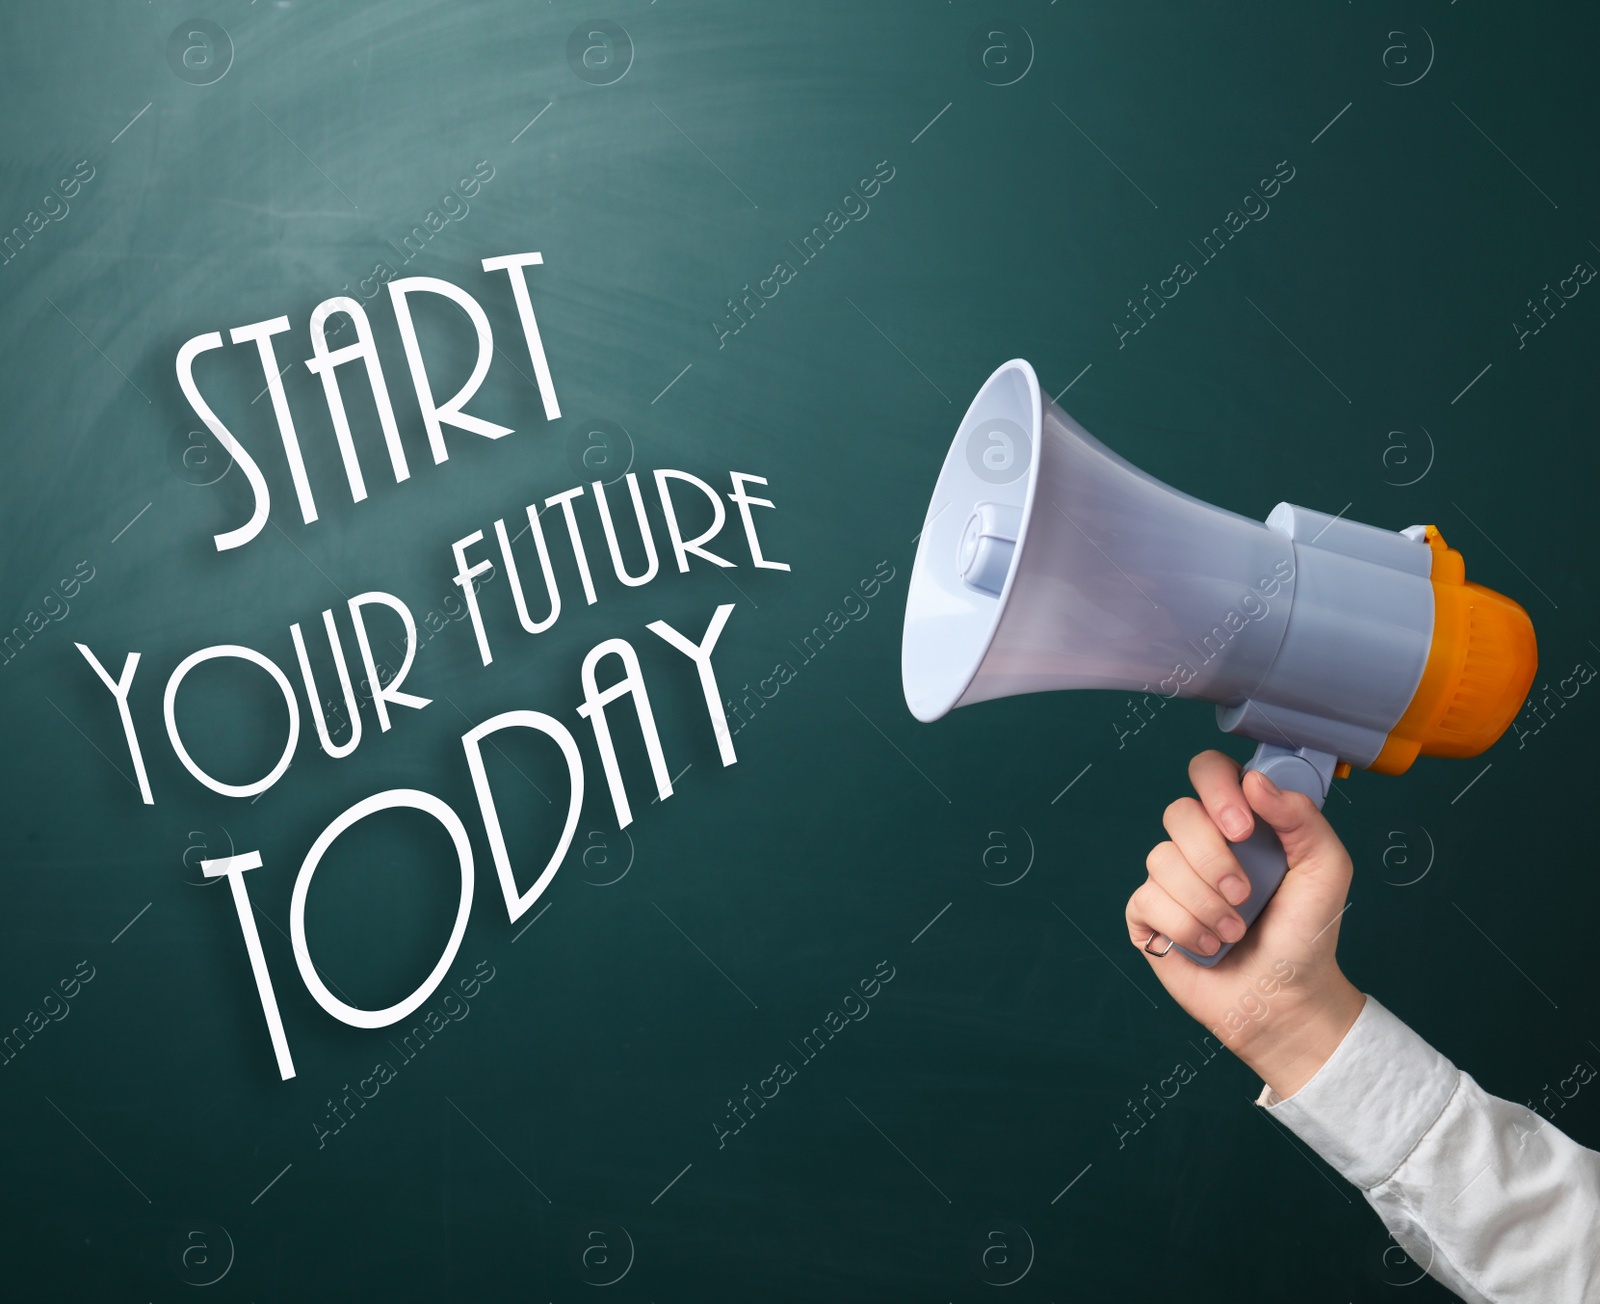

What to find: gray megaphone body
left=901, top=360, right=1536, bottom=965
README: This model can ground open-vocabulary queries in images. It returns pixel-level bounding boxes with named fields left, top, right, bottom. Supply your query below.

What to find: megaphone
left=901, top=360, right=1536, bottom=965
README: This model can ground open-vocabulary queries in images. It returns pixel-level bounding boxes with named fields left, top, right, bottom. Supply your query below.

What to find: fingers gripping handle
left=1174, top=742, right=1339, bottom=968
left=1173, top=819, right=1296, bottom=968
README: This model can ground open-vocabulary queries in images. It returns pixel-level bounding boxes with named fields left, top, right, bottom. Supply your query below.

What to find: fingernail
left=1196, top=931, right=1220, bottom=956
left=1253, top=771, right=1281, bottom=797
left=1220, top=874, right=1250, bottom=906
left=1217, top=916, right=1245, bottom=944
left=1221, top=809, right=1250, bottom=840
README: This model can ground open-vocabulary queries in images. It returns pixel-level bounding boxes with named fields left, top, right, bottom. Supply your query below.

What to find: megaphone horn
left=901, top=360, right=1536, bottom=966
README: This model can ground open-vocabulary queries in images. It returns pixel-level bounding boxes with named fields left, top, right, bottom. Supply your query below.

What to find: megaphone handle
left=1174, top=741, right=1338, bottom=968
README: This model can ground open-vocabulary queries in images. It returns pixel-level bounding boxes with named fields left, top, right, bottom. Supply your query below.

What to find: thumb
left=1242, top=769, right=1352, bottom=888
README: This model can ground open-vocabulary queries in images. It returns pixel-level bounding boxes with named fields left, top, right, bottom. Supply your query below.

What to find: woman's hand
left=1125, top=749, right=1366, bottom=1098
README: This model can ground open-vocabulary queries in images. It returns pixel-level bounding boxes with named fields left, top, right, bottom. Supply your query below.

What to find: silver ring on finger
left=1144, top=930, right=1175, bottom=957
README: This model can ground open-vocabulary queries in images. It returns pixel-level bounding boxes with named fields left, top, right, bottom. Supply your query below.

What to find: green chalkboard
left=2, top=3, right=1596, bottom=1300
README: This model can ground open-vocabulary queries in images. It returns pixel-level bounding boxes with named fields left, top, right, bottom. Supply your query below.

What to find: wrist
left=1236, top=974, right=1365, bottom=1100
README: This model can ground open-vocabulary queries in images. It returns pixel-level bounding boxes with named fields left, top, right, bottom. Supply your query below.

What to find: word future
left=177, top=250, right=561, bottom=551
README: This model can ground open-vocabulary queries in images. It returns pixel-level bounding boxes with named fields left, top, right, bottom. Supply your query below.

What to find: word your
left=724, top=559, right=895, bottom=734
left=314, top=961, right=494, bottom=1147
left=715, top=960, right=896, bottom=1148
left=2, top=560, right=94, bottom=668
left=385, top=161, right=495, bottom=268
left=176, top=249, right=562, bottom=551
left=1, top=961, right=96, bottom=1067
left=713, top=160, right=897, bottom=348
left=1514, top=260, right=1595, bottom=349
left=1139, top=559, right=1295, bottom=703
left=2, top=160, right=95, bottom=266
left=1114, top=160, right=1295, bottom=348
left=1509, top=658, right=1595, bottom=749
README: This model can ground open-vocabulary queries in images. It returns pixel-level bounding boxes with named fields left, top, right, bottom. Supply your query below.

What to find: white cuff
left=1254, top=995, right=1461, bottom=1190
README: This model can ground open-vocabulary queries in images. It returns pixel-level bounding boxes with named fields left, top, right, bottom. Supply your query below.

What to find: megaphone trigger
left=1171, top=741, right=1338, bottom=967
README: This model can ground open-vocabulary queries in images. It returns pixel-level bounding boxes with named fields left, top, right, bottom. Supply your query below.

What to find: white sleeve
left=1256, top=995, right=1600, bottom=1303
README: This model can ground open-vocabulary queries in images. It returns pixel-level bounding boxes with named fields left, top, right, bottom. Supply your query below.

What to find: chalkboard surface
left=2, top=3, right=1596, bottom=1300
